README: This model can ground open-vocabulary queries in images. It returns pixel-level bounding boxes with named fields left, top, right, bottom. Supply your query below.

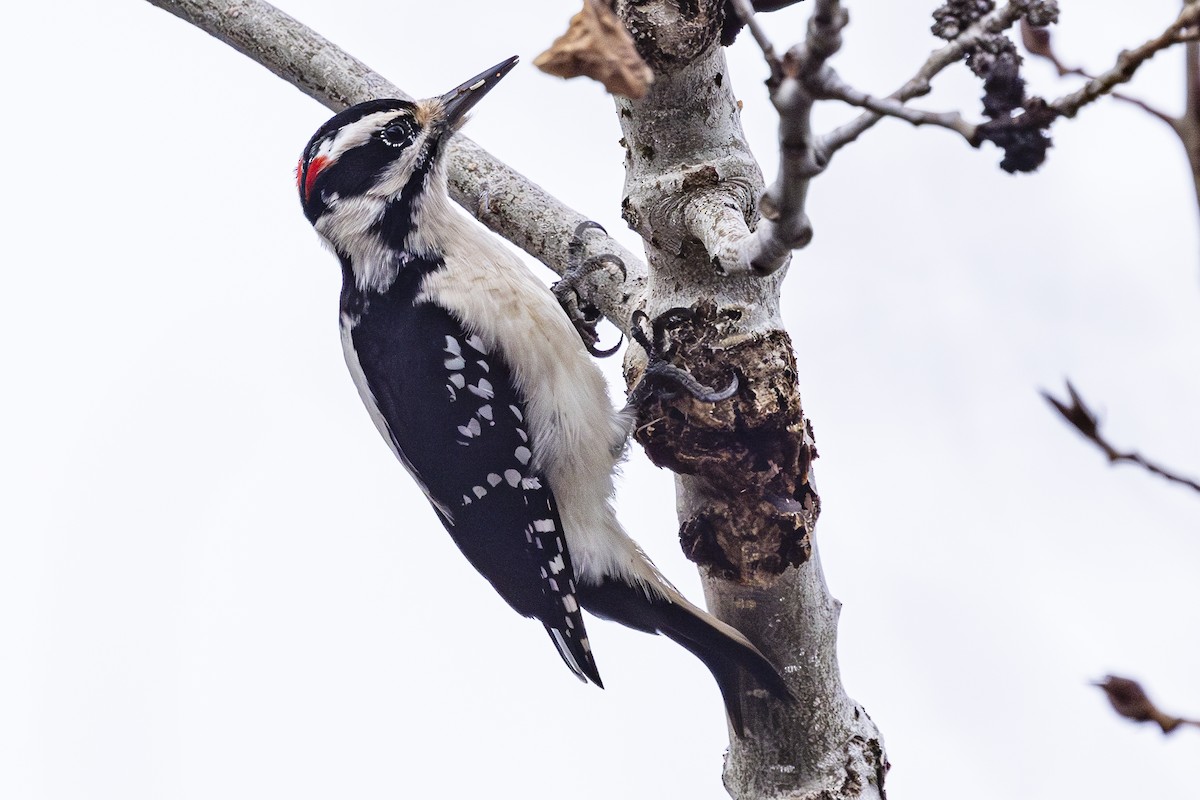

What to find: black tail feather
left=577, top=579, right=793, bottom=735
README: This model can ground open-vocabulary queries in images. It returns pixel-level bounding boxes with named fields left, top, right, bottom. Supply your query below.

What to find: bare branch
left=144, top=0, right=645, bottom=333
left=1052, top=2, right=1200, bottom=119
left=1042, top=381, right=1200, bottom=495
left=1186, top=38, right=1200, bottom=217
left=1023, top=7, right=1200, bottom=230
left=1093, top=675, right=1200, bottom=735
left=1021, top=20, right=1179, bottom=126
left=704, top=0, right=1197, bottom=272
left=1111, top=91, right=1185, bottom=127
left=727, top=0, right=783, bottom=81
left=822, top=1, right=1030, bottom=155
left=720, top=0, right=808, bottom=46
left=817, top=66, right=979, bottom=141
left=705, top=1, right=1069, bottom=274
left=702, top=0, right=847, bottom=276
left=1188, top=36, right=1200, bottom=127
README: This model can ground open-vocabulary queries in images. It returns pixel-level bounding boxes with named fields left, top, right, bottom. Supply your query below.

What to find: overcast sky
left=2, top=1, right=1197, bottom=798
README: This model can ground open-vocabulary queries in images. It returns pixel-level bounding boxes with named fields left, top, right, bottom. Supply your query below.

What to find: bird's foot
left=552, top=221, right=625, bottom=358
left=627, top=307, right=739, bottom=407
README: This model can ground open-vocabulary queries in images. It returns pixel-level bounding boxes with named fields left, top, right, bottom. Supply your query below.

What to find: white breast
left=415, top=202, right=658, bottom=592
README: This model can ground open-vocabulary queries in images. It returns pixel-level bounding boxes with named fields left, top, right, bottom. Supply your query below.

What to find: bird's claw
left=630, top=361, right=739, bottom=406
left=553, top=221, right=625, bottom=358
left=627, top=307, right=739, bottom=406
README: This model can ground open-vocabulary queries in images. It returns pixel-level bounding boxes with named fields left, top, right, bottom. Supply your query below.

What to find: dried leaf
left=534, top=0, right=653, bottom=99
left=1041, top=381, right=1100, bottom=442
left=1020, top=18, right=1055, bottom=61
left=1093, top=675, right=1195, bottom=735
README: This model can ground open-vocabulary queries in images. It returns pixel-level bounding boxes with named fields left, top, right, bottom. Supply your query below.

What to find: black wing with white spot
left=342, top=278, right=600, bottom=686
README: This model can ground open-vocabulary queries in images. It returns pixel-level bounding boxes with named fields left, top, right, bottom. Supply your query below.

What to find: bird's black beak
left=440, top=56, right=519, bottom=128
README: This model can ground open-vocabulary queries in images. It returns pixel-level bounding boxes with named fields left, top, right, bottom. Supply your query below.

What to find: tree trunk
left=613, top=1, right=886, bottom=797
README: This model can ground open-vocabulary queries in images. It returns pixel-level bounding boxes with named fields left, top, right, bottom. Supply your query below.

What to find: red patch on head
left=300, top=155, right=331, bottom=202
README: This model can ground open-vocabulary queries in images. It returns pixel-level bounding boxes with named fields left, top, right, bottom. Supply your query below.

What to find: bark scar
left=626, top=300, right=819, bottom=584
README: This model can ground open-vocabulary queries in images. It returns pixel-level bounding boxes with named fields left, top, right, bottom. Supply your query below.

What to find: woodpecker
left=296, top=56, right=791, bottom=733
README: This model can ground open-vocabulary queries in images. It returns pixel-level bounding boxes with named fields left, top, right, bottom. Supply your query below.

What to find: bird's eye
left=379, top=117, right=417, bottom=148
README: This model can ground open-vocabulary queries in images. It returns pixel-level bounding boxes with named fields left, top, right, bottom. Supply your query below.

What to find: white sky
left=2, top=1, right=1197, bottom=798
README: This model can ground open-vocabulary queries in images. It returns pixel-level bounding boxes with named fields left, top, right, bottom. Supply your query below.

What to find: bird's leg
left=552, top=221, right=625, bottom=358
left=626, top=307, right=739, bottom=408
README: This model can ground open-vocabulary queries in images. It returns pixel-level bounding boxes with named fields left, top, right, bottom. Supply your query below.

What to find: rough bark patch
left=628, top=301, right=819, bottom=584
left=619, top=0, right=723, bottom=69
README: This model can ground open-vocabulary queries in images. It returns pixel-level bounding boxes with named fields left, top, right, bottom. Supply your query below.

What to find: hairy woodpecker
left=296, top=56, right=791, bottom=732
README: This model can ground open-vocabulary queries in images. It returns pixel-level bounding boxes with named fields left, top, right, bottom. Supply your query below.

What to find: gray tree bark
left=611, top=3, right=884, bottom=797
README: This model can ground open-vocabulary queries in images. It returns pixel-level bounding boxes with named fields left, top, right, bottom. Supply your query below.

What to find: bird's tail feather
left=577, top=579, right=793, bottom=735
left=545, top=624, right=604, bottom=687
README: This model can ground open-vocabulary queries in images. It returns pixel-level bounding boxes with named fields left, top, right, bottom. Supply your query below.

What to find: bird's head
left=297, top=56, right=518, bottom=227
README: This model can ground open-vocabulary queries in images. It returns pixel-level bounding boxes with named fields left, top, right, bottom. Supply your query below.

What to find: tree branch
left=1022, top=18, right=1179, bottom=124
left=1051, top=1, right=1200, bottom=118
left=1042, top=381, right=1200, bottom=495
left=714, top=0, right=1058, bottom=275
left=817, top=67, right=978, bottom=140
left=145, top=0, right=644, bottom=333
left=698, top=0, right=848, bottom=276
left=1186, top=36, right=1200, bottom=217
left=728, top=0, right=783, bottom=82
left=1024, top=5, right=1200, bottom=223
left=822, top=0, right=1033, bottom=155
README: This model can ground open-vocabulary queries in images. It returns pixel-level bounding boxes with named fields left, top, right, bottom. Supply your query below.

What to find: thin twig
left=816, top=65, right=978, bottom=141
left=1022, top=19, right=1180, bottom=126
left=703, top=0, right=846, bottom=275
left=1052, top=2, right=1200, bottom=118
left=728, top=0, right=782, bottom=82
left=1042, top=381, right=1200, bottom=495
left=1024, top=7, right=1200, bottom=242
left=821, top=1, right=1029, bottom=156
left=1185, top=36, right=1200, bottom=218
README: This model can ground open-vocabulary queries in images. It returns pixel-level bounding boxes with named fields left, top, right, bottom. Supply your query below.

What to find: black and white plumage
left=296, top=56, right=791, bottom=732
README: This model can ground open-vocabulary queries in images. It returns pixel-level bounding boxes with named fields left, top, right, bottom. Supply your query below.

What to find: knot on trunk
left=627, top=301, right=819, bottom=584
left=619, top=0, right=723, bottom=69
